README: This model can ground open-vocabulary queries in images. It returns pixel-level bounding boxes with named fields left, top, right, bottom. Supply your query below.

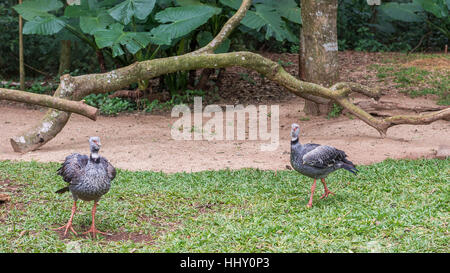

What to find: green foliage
left=142, top=89, right=206, bottom=112
left=338, top=0, right=448, bottom=53
left=197, top=31, right=230, bottom=53
left=327, top=103, right=344, bottom=119
left=11, top=0, right=302, bottom=99
left=14, top=0, right=66, bottom=35
left=81, top=89, right=207, bottom=115
left=13, top=0, right=301, bottom=60
left=27, top=82, right=55, bottom=95
left=0, top=79, right=56, bottom=95
left=0, top=158, right=448, bottom=252
left=221, top=0, right=299, bottom=43
left=152, top=5, right=221, bottom=41
left=83, top=93, right=136, bottom=115
left=108, top=0, right=156, bottom=25
left=380, top=0, right=449, bottom=39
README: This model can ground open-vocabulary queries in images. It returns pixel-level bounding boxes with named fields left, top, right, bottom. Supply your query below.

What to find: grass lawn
left=0, top=159, right=448, bottom=253
left=370, top=53, right=450, bottom=105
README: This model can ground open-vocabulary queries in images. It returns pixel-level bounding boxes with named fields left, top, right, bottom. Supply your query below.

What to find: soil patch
left=0, top=52, right=448, bottom=172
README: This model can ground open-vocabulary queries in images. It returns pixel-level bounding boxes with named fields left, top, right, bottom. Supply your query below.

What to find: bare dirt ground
left=0, top=52, right=449, bottom=172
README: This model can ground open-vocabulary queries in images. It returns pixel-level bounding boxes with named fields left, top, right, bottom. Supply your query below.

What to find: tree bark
left=96, top=50, right=107, bottom=73
left=299, top=0, right=339, bottom=115
left=0, top=88, right=98, bottom=120
left=58, top=40, right=72, bottom=75
left=195, top=68, right=214, bottom=90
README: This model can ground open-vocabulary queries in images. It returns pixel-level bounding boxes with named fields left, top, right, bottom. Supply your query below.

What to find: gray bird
left=290, top=123, right=358, bottom=207
left=54, top=136, right=116, bottom=238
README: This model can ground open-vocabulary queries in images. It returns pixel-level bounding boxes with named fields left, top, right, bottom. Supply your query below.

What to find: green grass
left=0, top=159, right=448, bottom=253
left=370, top=54, right=450, bottom=105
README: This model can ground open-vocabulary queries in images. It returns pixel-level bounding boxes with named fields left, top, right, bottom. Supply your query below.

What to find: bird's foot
left=83, top=225, right=107, bottom=239
left=320, top=190, right=335, bottom=199
left=54, top=222, right=77, bottom=236
left=306, top=202, right=313, bottom=208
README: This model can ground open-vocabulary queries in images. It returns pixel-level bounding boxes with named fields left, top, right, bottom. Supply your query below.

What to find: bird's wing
left=100, top=157, right=116, bottom=181
left=57, top=153, right=88, bottom=184
left=302, top=145, right=347, bottom=168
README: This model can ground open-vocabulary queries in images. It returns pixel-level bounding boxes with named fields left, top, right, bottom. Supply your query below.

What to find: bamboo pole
left=18, top=0, right=25, bottom=90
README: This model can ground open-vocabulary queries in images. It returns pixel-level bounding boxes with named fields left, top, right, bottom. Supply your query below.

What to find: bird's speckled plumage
left=56, top=137, right=116, bottom=202
left=54, top=137, right=116, bottom=238
left=290, top=124, right=358, bottom=179
left=289, top=123, right=358, bottom=207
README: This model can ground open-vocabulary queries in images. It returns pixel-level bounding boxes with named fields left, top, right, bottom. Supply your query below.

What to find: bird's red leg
left=83, top=201, right=107, bottom=239
left=307, top=179, right=317, bottom=208
left=54, top=201, right=78, bottom=236
left=320, top=178, right=335, bottom=199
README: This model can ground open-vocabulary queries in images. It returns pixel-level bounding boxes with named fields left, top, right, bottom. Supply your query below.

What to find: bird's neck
left=90, top=150, right=100, bottom=163
left=291, top=137, right=300, bottom=145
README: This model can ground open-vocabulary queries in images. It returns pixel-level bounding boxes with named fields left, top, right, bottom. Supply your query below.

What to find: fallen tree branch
left=9, top=0, right=450, bottom=153
left=0, top=88, right=98, bottom=120
left=331, top=82, right=382, bottom=100
left=355, top=100, right=448, bottom=113
left=108, top=89, right=144, bottom=100
left=1, top=81, right=57, bottom=89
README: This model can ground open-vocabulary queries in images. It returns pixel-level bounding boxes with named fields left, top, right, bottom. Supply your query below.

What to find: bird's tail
left=341, top=159, right=359, bottom=175
left=55, top=187, right=69, bottom=194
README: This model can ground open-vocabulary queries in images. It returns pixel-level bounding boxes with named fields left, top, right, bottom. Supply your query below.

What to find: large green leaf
left=22, top=16, right=67, bottom=35
left=108, top=0, right=156, bottom=25
left=380, top=2, right=424, bottom=22
left=64, top=0, right=97, bottom=17
left=94, top=23, right=125, bottom=48
left=94, top=23, right=169, bottom=56
left=253, top=0, right=301, bottom=24
left=241, top=4, right=298, bottom=42
left=272, top=0, right=301, bottom=24
left=151, top=5, right=221, bottom=40
left=157, top=0, right=173, bottom=8
left=218, top=0, right=241, bottom=10
left=80, top=11, right=115, bottom=34
left=414, top=0, right=448, bottom=18
left=175, top=0, right=203, bottom=6
left=13, top=0, right=63, bottom=21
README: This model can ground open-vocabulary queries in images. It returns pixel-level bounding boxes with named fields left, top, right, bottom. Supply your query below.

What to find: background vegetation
left=1, top=0, right=448, bottom=115
left=2, top=0, right=448, bottom=78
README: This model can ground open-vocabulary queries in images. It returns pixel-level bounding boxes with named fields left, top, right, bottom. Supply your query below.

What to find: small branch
left=384, top=108, right=450, bottom=128
left=331, top=82, right=382, bottom=100
left=108, top=89, right=143, bottom=100
left=1, top=81, right=57, bottom=88
left=355, top=100, right=447, bottom=113
left=190, top=0, right=252, bottom=55
left=0, top=88, right=98, bottom=120
left=408, top=31, right=432, bottom=55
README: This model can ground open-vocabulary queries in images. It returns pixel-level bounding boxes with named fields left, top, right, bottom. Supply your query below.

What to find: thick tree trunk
left=299, top=0, right=339, bottom=115
left=58, top=40, right=71, bottom=75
